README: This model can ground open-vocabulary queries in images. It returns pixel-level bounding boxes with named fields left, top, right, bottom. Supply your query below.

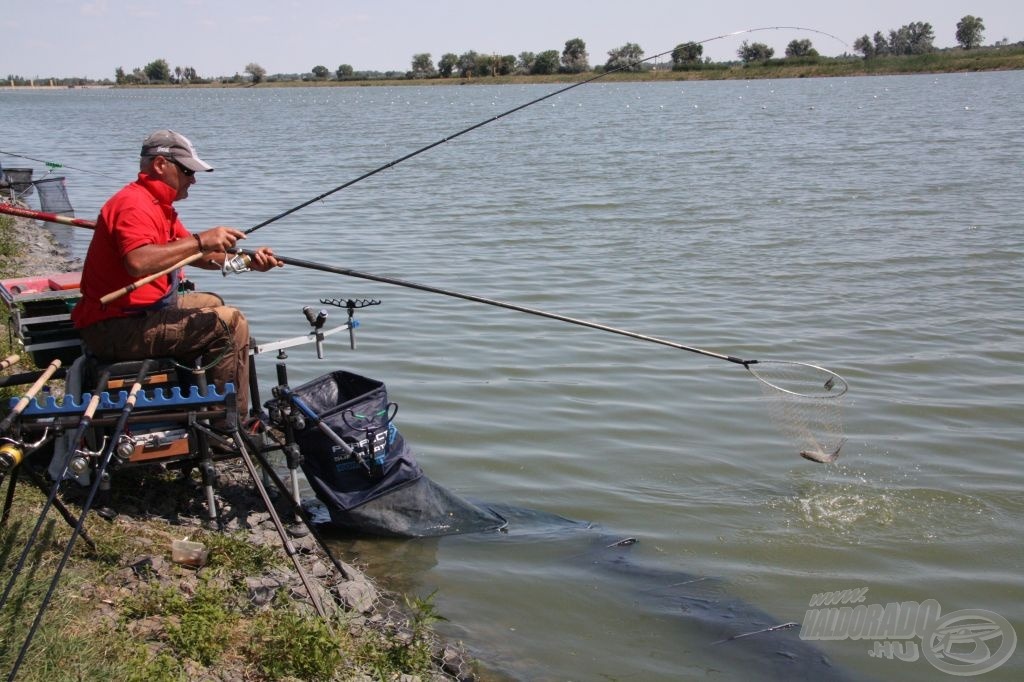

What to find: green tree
left=114, top=66, right=126, bottom=84
left=785, top=39, right=818, bottom=58
left=516, top=51, right=535, bottom=74
left=182, top=66, right=198, bottom=82
left=888, top=22, right=934, bottom=55
left=244, top=62, right=266, bottom=83
left=853, top=35, right=874, bottom=58
left=561, top=38, right=589, bottom=73
left=955, top=15, right=985, bottom=49
left=496, top=55, right=517, bottom=76
left=437, top=53, right=458, bottom=78
left=143, top=58, right=171, bottom=83
left=311, top=65, right=329, bottom=79
left=872, top=31, right=890, bottom=55
left=473, top=54, right=495, bottom=77
left=457, top=51, right=479, bottom=77
left=605, top=43, right=644, bottom=71
left=531, top=49, right=561, bottom=75
left=335, top=64, right=354, bottom=79
left=411, top=53, right=435, bottom=77
left=671, top=42, right=703, bottom=69
left=738, top=41, right=774, bottom=63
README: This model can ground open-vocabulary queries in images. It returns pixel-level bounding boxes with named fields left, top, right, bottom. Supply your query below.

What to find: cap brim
left=174, top=155, right=214, bottom=172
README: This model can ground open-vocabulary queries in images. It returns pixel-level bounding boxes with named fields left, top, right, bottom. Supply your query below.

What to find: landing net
left=747, top=360, right=847, bottom=461
left=32, top=177, right=74, bottom=216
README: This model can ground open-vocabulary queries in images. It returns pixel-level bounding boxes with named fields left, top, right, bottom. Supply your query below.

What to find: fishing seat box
left=0, top=272, right=84, bottom=366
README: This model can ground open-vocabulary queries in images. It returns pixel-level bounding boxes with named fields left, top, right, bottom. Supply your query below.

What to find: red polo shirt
left=71, top=174, right=191, bottom=329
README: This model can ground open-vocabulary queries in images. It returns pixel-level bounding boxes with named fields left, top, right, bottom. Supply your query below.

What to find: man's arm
left=122, top=226, right=245, bottom=277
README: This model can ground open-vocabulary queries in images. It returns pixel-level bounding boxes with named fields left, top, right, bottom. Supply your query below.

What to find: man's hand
left=196, top=226, right=245, bottom=253
left=249, top=246, right=284, bottom=272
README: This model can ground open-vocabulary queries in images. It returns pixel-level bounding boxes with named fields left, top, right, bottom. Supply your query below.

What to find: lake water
left=2, top=71, right=1022, bottom=680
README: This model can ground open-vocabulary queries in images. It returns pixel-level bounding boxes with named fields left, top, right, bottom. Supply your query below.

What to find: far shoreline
left=4, top=47, right=1022, bottom=91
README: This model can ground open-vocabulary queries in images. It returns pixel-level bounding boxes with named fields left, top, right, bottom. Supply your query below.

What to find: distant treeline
left=5, top=16, right=1019, bottom=87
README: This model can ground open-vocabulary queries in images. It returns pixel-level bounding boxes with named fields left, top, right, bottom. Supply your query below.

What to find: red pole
left=0, top=202, right=95, bottom=230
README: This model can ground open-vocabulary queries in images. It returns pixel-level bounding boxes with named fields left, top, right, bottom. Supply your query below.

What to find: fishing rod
left=72, top=25, right=848, bottom=305
left=240, top=26, right=847, bottom=237
left=240, top=250, right=847, bottom=398
left=6, top=362, right=151, bottom=682
left=1, top=355, right=19, bottom=371
left=0, top=199, right=848, bottom=397
left=0, top=359, right=62, bottom=435
left=0, top=368, right=112, bottom=613
left=0, top=202, right=96, bottom=230
left=0, top=203, right=848, bottom=460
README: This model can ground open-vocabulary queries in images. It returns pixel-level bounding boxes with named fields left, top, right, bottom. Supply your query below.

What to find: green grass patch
left=249, top=606, right=343, bottom=680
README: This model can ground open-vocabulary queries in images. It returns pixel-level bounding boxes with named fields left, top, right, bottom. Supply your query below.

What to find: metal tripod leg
left=233, top=428, right=331, bottom=624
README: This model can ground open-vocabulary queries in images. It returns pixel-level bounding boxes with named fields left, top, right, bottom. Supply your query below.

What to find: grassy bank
left=0, top=473, right=455, bottom=681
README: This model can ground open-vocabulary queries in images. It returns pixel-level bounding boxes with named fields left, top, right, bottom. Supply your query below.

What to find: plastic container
left=171, top=539, right=209, bottom=567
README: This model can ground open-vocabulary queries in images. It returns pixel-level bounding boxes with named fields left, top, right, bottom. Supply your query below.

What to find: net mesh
left=748, top=361, right=847, bottom=461
left=33, top=177, right=74, bottom=216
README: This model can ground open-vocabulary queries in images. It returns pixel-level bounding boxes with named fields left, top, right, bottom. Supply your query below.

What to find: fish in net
left=746, top=360, right=848, bottom=463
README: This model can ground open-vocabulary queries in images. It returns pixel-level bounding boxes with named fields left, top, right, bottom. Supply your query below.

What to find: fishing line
left=0, top=150, right=122, bottom=181
left=242, top=26, right=848, bottom=236
left=245, top=249, right=848, bottom=459
left=0, top=204, right=849, bottom=460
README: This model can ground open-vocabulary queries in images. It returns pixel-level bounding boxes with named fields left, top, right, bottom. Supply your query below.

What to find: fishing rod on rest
left=0, top=368, right=113, bottom=612
left=1, top=355, right=19, bottom=372
left=0, top=202, right=97, bottom=230
left=88, top=25, right=849, bottom=306
left=6, top=362, right=151, bottom=682
left=0, top=359, right=62, bottom=435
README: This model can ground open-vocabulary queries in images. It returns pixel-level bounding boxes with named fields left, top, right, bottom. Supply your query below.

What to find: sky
left=2, top=0, right=1021, bottom=81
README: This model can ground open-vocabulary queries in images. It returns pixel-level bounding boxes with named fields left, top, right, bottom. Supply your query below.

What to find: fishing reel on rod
left=0, top=431, right=51, bottom=476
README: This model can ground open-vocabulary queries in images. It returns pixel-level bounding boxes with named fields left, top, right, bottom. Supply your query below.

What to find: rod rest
left=9, top=383, right=236, bottom=416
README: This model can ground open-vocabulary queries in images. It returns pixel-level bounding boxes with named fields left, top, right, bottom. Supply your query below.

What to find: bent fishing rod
left=241, top=24, right=847, bottom=236
left=248, top=250, right=847, bottom=399
left=0, top=204, right=847, bottom=400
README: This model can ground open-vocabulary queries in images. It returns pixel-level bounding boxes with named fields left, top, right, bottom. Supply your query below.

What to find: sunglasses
left=167, top=157, right=195, bottom=176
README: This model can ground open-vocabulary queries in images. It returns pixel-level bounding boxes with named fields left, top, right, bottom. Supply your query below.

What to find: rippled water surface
left=3, top=71, right=1022, bottom=680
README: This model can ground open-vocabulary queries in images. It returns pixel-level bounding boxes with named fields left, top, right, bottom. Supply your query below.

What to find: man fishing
left=71, top=129, right=282, bottom=418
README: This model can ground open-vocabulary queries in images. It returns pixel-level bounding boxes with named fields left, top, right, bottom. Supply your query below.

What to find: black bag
left=286, top=370, right=422, bottom=512
left=281, top=371, right=505, bottom=537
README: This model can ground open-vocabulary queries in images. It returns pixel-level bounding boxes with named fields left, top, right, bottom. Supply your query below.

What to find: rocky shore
left=0, top=208, right=477, bottom=681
